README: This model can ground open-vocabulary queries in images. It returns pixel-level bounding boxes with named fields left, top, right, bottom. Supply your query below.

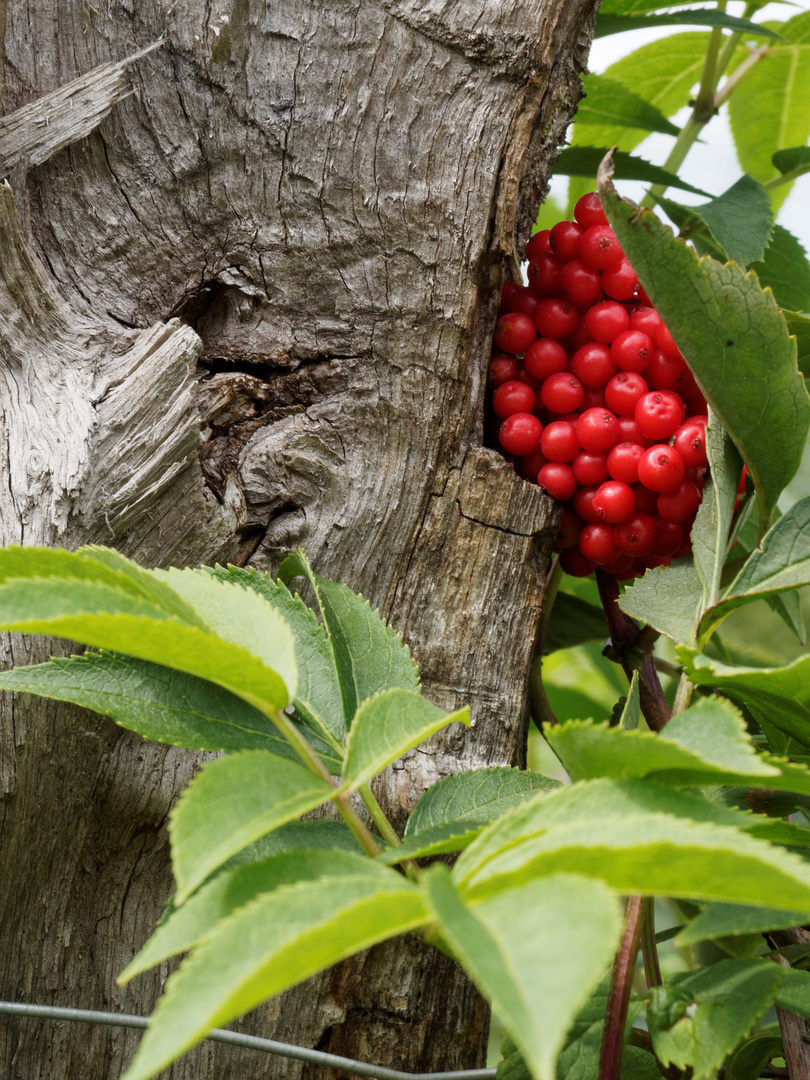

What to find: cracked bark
left=0, top=2, right=598, bottom=1078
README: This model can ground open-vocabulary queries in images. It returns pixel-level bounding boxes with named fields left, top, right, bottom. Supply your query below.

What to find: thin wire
left=0, top=1001, right=497, bottom=1080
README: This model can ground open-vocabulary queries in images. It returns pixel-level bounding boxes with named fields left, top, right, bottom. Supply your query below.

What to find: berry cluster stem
left=599, top=895, right=644, bottom=1080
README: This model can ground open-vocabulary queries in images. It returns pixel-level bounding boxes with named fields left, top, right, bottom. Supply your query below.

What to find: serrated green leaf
left=425, top=866, right=621, bottom=1080
left=121, top=869, right=426, bottom=1080
left=774, top=145, right=810, bottom=176
left=0, top=652, right=297, bottom=757
left=657, top=176, right=774, bottom=268
left=679, top=648, right=810, bottom=748
left=619, top=557, right=704, bottom=645
left=784, top=309, right=810, bottom=378
left=649, top=959, right=783, bottom=1080
left=726, top=1028, right=784, bottom=1080
left=454, top=778, right=810, bottom=911
left=728, top=12, right=810, bottom=211
left=378, top=768, right=561, bottom=863
left=699, top=495, right=810, bottom=643
left=600, top=186, right=810, bottom=534
left=577, top=74, right=679, bottom=136
left=676, top=902, right=810, bottom=946
left=596, top=11, right=785, bottom=40
left=619, top=673, right=641, bottom=730
left=208, top=565, right=344, bottom=749
left=768, top=586, right=806, bottom=644
left=691, top=413, right=744, bottom=614
left=340, top=688, right=469, bottom=791
left=750, top=224, right=810, bottom=313
left=557, top=147, right=710, bottom=197
left=119, top=847, right=380, bottom=984
left=169, top=751, right=335, bottom=903
left=775, top=967, right=810, bottom=1017
left=279, top=550, right=419, bottom=728
left=77, top=545, right=208, bottom=624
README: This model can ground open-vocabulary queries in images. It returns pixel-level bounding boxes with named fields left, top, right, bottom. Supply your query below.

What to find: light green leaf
left=0, top=652, right=297, bottom=758
left=539, top=641, right=629, bottom=722
left=679, top=648, right=810, bottom=748
left=425, top=866, right=621, bottom=1080
left=379, top=768, right=561, bottom=863
left=619, top=557, right=704, bottom=645
left=649, top=959, right=783, bottom=1080
left=121, top=869, right=426, bottom=1080
left=557, top=147, right=710, bottom=197
left=169, top=751, right=335, bottom=903
left=699, top=495, right=810, bottom=642
left=577, top=75, right=679, bottom=136
left=279, top=550, right=419, bottom=727
left=596, top=11, right=785, bottom=40
left=600, top=183, right=810, bottom=535
left=119, top=847, right=380, bottom=983
left=677, top=902, right=810, bottom=946
left=726, top=1028, right=784, bottom=1080
left=208, top=565, right=344, bottom=749
left=340, top=688, right=470, bottom=791
left=599, top=0, right=723, bottom=13
left=656, top=175, right=774, bottom=267
left=691, top=413, right=744, bottom=615
left=728, top=12, right=810, bottom=211
left=750, top=224, right=810, bottom=313
left=619, top=672, right=640, bottom=731
left=454, top=778, right=810, bottom=911
left=775, top=967, right=810, bottom=1017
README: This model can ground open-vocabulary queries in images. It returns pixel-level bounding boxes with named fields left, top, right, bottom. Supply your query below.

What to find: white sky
left=547, top=1, right=810, bottom=253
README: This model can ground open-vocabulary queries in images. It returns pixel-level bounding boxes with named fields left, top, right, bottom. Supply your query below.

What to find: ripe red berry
left=503, top=285, right=541, bottom=319
left=492, top=380, right=536, bottom=419
left=560, top=546, right=598, bottom=577
left=541, top=421, right=580, bottom=462
left=634, top=390, right=685, bottom=441
left=650, top=519, right=684, bottom=557
left=559, top=259, right=603, bottom=305
left=607, top=442, right=644, bottom=484
left=573, top=485, right=601, bottom=524
left=549, top=220, right=585, bottom=262
left=593, top=480, right=636, bottom=524
left=525, top=230, right=552, bottom=260
left=656, top=321, right=683, bottom=360
left=673, top=418, right=708, bottom=469
left=628, top=307, right=662, bottom=339
left=520, top=448, right=549, bottom=483
left=499, top=281, right=520, bottom=313
left=541, top=372, right=585, bottom=414
left=580, top=385, right=608, bottom=412
left=488, top=354, right=519, bottom=387
left=523, top=337, right=568, bottom=380
left=645, top=349, right=689, bottom=392
left=616, top=415, right=652, bottom=449
left=572, top=343, right=616, bottom=388
left=527, top=253, right=562, bottom=295
left=601, top=258, right=638, bottom=301
left=657, top=481, right=702, bottom=524
left=573, top=193, right=608, bottom=229
left=572, top=450, right=609, bottom=486
left=555, top=508, right=584, bottom=550
left=576, top=407, right=620, bottom=452
left=494, top=312, right=536, bottom=355
left=605, top=371, right=648, bottom=416
left=638, top=445, right=686, bottom=492
left=614, top=513, right=659, bottom=557
left=538, top=462, right=577, bottom=501
left=499, top=413, right=543, bottom=456
left=584, top=301, right=630, bottom=344
left=579, top=523, right=621, bottom=565
left=535, top=298, right=579, bottom=339
left=611, top=330, right=654, bottom=373
left=579, top=225, right=624, bottom=270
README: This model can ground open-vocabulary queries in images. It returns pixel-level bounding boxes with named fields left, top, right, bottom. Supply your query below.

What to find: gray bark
left=0, top=2, right=597, bottom=1077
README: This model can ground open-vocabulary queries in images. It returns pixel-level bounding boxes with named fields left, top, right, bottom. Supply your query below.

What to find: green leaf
left=656, top=175, right=774, bottom=268
left=677, top=902, right=810, bottom=947
left=539, top=641, right=629, bottom=722
left=750, top=224, right=810, bottom=313
left=279, top=550, right=419, bottom=727
left=785, top=309, right=810, bottom=378
left=454, top=777, right=810, bottom=912
left=208, top=565, right=345, bottom=749
left=169, top=751, right=335, bottom=903
left=728, top=12, right=810, bottom=210
left=691, top=413, right=744, bottom=615
left=0, top=573, right=297, bottom=717
left=679, top=648, right=810, bottom=748
left=379, top=768, right=561, bottom=863
left=425, top=866, right=621, bottom=1080
left=648, top=959, right=783, bottom=1080
left=726, top=1028, right=784, bottom=1080
left=121, top=868, right=426, bottom=1080
left=773, top=145, right=810, bottom=176
left=340, top=688, right=470, bottom=791
left=0, top=652, right=298, bottom=758
left=119, top=847, right=380, bottom=984
left=619, top=672, right=641, bottom=731
left=619, top=557, right=704, bottom=645
left=775, top=967, right=810, bottom=1017
left=557, top=147, right=710, bottom=197
left=596, top=11, right=786, bottom=40
left=600, top=184, right=810, bottom=535
left=699, top=495, right=810, bottom=642
left=577, top=74, right=679, bottom=136
left=544, top=591, right=607, bottom=652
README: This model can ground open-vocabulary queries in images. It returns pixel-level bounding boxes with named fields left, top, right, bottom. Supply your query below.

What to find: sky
left=546, top=1, right=810, bottom=254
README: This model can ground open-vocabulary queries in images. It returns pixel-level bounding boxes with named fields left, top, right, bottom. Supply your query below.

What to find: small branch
left=600, top=895, right=644, bottom=1080
left=714, top=44, right=770, bottom=110
left=672, top=673, right=695, bottom=715
left=770, top=929, right=810, bottom=1080
left=640, top=898, right=662, bottom=990
left=359, top=784, right=402, bottom=848
left=693, top=11, right=726, bottom=121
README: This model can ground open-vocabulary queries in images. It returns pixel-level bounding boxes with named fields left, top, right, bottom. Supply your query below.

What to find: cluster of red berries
left=488, top=192, right=709, bottom=580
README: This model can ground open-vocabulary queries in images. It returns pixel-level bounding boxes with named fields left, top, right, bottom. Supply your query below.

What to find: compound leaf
left=751, top=224, right=810, bottom=313
left=577, top=74, right=679, bottom=136
left=557, top=147, right=710, bottom=197
left=596, top=11, right=785, bottom=40
left=677, top=902, right=810, bottom=947
left=619, top=557, right=704, bottom=644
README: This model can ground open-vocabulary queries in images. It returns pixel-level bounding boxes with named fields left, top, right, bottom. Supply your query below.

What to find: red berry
left=579, top=523, right=621, bottom=565
left=603, top=551, right=634, bottom=575
left=638, top=445, right=686, bottom=492
left=607, top=442, right=644, bottom=484
left=580, top=385, right=608, bottom=412
left=657, top=481, right=702, bottom=524
left=656, top=321, right=682, bottom=360
left=605, top=371, right=648, bottom=416
left=488, top=354, right=519, bottom=388
left=616, top=415, right=653, bottom=449
left=499, top=413, right=543, bottom=456
left=493, top=380, right=536, bottom=419
left=632, top=483, right=659, bottom=515
left=525, top=230, right=552, bottom=260
left=628, top=306, right=662, bottom=339
left=538, top=462, right=577, bottom=501
left=673, top=418, right=709, bottom=469
left=535, top=298, right=579, bottom=339
left=593, top=480, right=636, bottom=524
left=541, top=421, right=580, bottom=462
left=549, top=221, right=585, bottom=262
left=601, top=258, right=638, bottom=301
left=576, top=407, right=620, bottom=452
left=541, top=372, right=585, bottom=414
left=645, top=348, right=689, bottom=392
left=611, top=330, right=654, bottom=373
left=614, top=513, right=659, bottom=557
left=560, top=546, right=597, bottom=577
left=634, top=390, right=685, bottom=441
left=584, top=301, right=630, bottom=344
left=572, top=450, right=609, bottom=486
left=520, top=448, right=549, bottom=483
left=572, top=343, right=617, bottom=388
left=503, top=285, right=541, bottom=319
left=650, top=520, right=684, bottom=557
left=573, top=193, right=608, bottom=229
left=559, top=259, right=603, bottom=305
left=523, top=337, right=568, bottom=380
left=494, top=312, right=537, bottom=355
left=554, top=508, right=584, bottom=550
left=573, top=485, right=601, bottom=524
left=579, top=225, right=624, bottom=270
left=499, top=281, right=520, bottom=314
left=527, top=253, right=562, bottom=295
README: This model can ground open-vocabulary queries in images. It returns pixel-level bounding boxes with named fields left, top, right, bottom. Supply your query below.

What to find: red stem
left=600, top=895, right=644, bottom=1080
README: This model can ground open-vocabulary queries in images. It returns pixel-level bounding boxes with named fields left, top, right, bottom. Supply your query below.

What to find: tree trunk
left=0, top=2, right=597, bottom=1077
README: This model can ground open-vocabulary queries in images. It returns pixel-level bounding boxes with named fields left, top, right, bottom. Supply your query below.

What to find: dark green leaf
left=784, top=310, right=810, bottom=378
left=773, top=146, right=810, bottom=176
left=677, top=902, right=810, bottom=946
left=775, top=967, right=810, bottom=1017
left=657, top=175, right=773, bottom=267
left=596, top=11, right=785, bottom=40
left=750, top=225, right=810, bottom=313
left=577, top=74, right=679, bottom=136
left=600, top=182, right=810, bottom=534
left=726, top=1028, right=784, bottom=1080
left=619, top=557, right=704, bottom=645
left=691, top=414, right=744, bottom=614
left=557, top=148, right=711, bottom=197
left=544, top=591, right=606, bottom=651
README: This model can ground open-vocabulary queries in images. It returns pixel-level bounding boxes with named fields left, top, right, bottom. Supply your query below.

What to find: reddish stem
left=600, top=895, right=644, bottom=1080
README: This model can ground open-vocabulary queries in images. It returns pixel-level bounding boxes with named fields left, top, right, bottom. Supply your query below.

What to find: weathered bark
left=0, top=2, right=597, bottom=1078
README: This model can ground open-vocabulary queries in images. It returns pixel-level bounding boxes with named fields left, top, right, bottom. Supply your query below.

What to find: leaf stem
left=333, top=792, right=384, bottom=859
left=599, top=894, right=644, bottom=1080
left=672, top=672, right=695, bottom=715
left=359, top=783, right=402, bottom=848
left=640, top=898, right=662, bottom=990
